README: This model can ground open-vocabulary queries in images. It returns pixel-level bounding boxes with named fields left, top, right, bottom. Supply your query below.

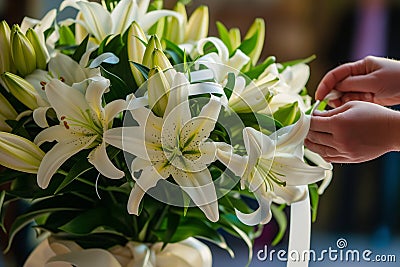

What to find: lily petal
left=105, top=99, right=127, bottom=125
left=34, top=125, right=75, bottom=145
left=37, top=135, right=96, bottom=188
left=140, top=10, right=183, bottom=32
left=235, top=188, right=273, bottom=225
left=271, top=155, right=326, bottom=186
left=47, top=249, right=122, bottom=267
left=76, top=1, right=112, bottom=41
left=85, top=77, right=110, bottom=117
left=272, top=184, right=307, bottom=205
left=181, top=95, right=221, bottom=151
left=215, top=143, right=247, bottom=177
left=88, top=142, right=124, bottom=179
left=45, top=79, right=91, bottom=122
left=104, top=127, right=164, bottom=162
left=33, top=106, right=51, bottom=128
left=49, top=53, right=87, bottom=85
left=173, top=169, right=219, bottom=222
left=111, top=0, right=138, bottom=35
left=127, top=165, right=165, bottom=215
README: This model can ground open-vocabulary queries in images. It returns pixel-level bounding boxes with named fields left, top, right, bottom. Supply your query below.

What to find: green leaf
left=89, top=52, right=120, bottom=68
left=223, top=72, right=236, bottom=99
left=100, top=66, right=131, bottom=101
left=130, top=62, right=150, bottom=80
left=164, top=39, right=187, bottom=64
left=72, top=35, right=90, bottom=62
left=0, top=190, right=5, bottom=231
left=58, top=25, right=75, bottom=46
left=237, top=32, right=258, bottom=56
left=271, top=204, right=287, bottom=246
left=5, top=205, right=82, bottom=252
left=309, top=184, right=319, bottom=223
left=55, top=157, right=94, bottom=194
left=161, top=213, right=180, bottom=247
left=98, top=34, right=123, bottom=55
left=220, top=215, right=254, bottom=266
left=7, top=116, right=32, bottom=139
left=216, top=21, right=233, bottom=54
left=273, top=101, right=300, bottom=127
left=244, top=56, right=276, bottom=80
left=59, top=207, right=109, bottom=235
left=170, top=218, right=234, bottom=256
left=279, top=54, right=316, bottom=70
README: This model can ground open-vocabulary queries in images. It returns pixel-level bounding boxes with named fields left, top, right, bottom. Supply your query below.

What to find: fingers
left=315, top=58, right=372, bottom=101
left=306, top=131, right=332, bottom=146
left=304, top=139, right=339, bottom=159
left=326, top=92, right=374, bottom=107
left=304, top=139, right=353, bottom=163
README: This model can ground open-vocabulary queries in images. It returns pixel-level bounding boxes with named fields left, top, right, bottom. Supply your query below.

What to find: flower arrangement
left=0, top=0, right=333, bottom=266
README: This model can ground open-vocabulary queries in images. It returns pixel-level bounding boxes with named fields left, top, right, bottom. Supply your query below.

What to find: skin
left=306, top=56, right=400, bottom=163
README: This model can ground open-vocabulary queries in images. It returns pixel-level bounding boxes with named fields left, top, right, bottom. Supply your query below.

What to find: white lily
left=227, top=72, right=278, bottom=113
left=216, top=112, right=328, bottom=225
left=25, top=237, right=212, bottom=267
left=25, top=52, right=100, bottom=127
left=196, top=37, right=250, bottom=84
left=105, top=72, right=221, bottom=222
left=266, top=63, right=312, bottom=113
left=60, top=0, right=183, bottom=43
left=20, top=8, right=58, bottom=62
left=34, top=77, right=126, bottom=189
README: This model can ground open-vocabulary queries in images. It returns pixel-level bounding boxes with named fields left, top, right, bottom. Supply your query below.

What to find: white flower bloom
left=265, top=63, right=311, bottom=113
left=105, top=72, right=221, bottom=222
left=60, top=0, right=183, bottom=43
left=196, top=37, right=250, bottom=84
left=227, top=72, right=277, bottom=113
left=216, top=112, right=328, bottom=225
left=34, top=77, right=126, bottom=189
left=26, top=237, right=212, bottom=267
left=25, top=52, right=100, bottom=127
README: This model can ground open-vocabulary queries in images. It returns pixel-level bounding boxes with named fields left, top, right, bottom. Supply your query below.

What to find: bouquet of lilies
left=0, top=0, right=333, bottom=266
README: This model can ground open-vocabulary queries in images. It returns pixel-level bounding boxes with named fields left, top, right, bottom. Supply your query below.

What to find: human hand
left=305, top=101, right=400, bottom=163
left=316, top=56, right=400, bottom=107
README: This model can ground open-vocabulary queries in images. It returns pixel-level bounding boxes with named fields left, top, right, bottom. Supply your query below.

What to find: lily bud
left=152, top=48, right=172, bottom=70
left=0, top=132, right=45, bottom=173
left=185, top=6, right=209, bottom=42
left=11, top=25, right=37, bottom=76
left=142, top=35, right=163, bottom=68
left=152, top=49, right=174, bottom=83
left=148, top=67, right=169, bottom=117
left=1, top=72, right=39, bottom=110
left=0, top=21, right=16, bottom=74
left=26, top=28, right=48, bottom=70
left=127, top=22, right=148, bottom=86
left=243, top=18, right=265, bottom=66
left=164, top=2, right=187, bottom=43
left=229, top=27, right=241, bottom=51
left=0, top=92, right=18, bottom=132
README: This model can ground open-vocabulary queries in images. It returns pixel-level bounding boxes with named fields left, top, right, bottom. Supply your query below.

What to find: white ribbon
left=287, top=186, right=311, bottom=267
left=286, top=91, right=339, bottom=267
left=24, top=237, right=212, bottom=267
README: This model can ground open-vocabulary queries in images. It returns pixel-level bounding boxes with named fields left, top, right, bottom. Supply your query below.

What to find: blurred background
left=1, top=0, right=400, bottom=266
